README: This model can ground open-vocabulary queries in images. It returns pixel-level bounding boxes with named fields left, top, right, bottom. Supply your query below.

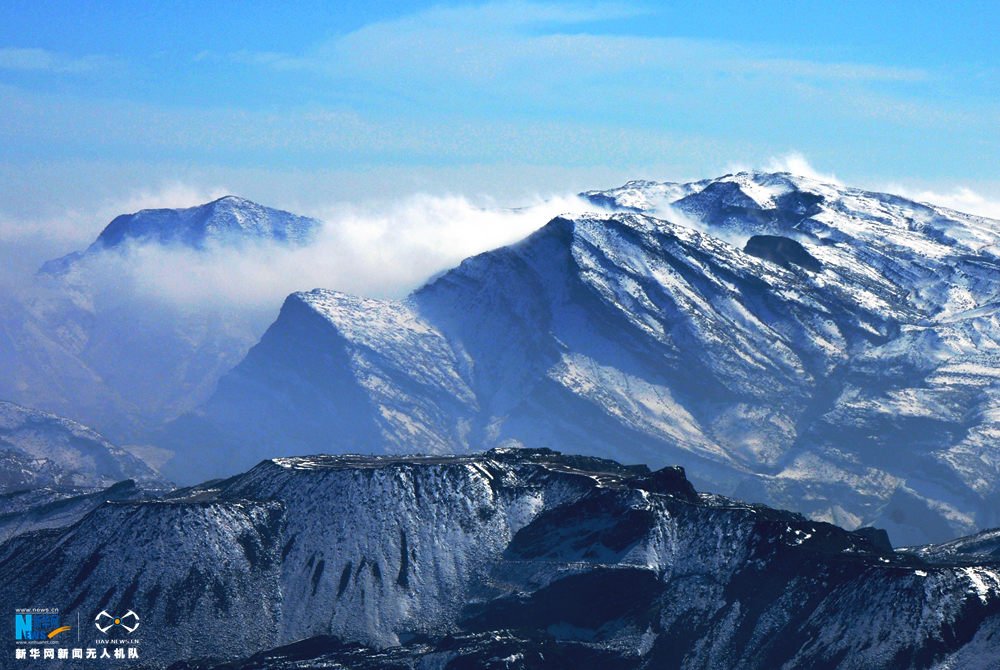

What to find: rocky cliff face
left=0, top=498, right=284, bottom=666
left=171, top=173, right=1000, bottom=545
left=3, top=449, right=998, bottom=669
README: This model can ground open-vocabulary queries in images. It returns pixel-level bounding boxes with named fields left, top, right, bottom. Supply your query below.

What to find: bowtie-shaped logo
left=94, top=610, right=139, bottom=634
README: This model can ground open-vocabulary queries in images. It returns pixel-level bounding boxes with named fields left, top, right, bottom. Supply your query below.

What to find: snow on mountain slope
left=902, top=526, right=1000, bottom=564
left=582, top=172, right=1000, bottom=543
left=581, top=178, right=710, bottom=212
left=0, top=196, right=314, bottom=440
left=163, top=290, right=479, bottom=480
left=171, top=173, right=1000, bottom=545
left=0, top=498, right=284, bottom=666
left=41, top=195, right=320, bottom=273
left=0, top=400, right=161, bottom=492
left=4, top=449, right=998, bottom=669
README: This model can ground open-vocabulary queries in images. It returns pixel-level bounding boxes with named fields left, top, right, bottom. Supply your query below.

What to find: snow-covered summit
left=92, top=194, right=320, bottom=249
left=39, top=195, right=320, bottom=275
left=586, top=170, right=1000, bottom=266
left=581, top=177, right=710, bottom=212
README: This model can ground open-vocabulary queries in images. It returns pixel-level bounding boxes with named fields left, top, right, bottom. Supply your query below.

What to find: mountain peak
left=209, top=194, right=250, bottom=204
left=91, top=195, right=320, bottom=250
left=136, top=193, right=251, bottom=214
left=39, top=195, right=321, bottom=275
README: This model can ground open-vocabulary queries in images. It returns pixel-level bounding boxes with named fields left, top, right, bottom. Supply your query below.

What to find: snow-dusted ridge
left=90, top=194, right=320, bottom=249
left=3, top=448, right=999, bottom=669
left=162, top=171, right=1000, bottom=547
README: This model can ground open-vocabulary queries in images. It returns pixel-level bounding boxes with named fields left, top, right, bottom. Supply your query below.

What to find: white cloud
left=63, top=192, right=594, bottom=311
left=234, top=2, right=928, bottom=92
left=722, top=152, right=841, bottom=185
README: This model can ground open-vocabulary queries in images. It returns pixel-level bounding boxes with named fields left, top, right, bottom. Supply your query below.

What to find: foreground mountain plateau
left=2, top=448, right=999, bottom=669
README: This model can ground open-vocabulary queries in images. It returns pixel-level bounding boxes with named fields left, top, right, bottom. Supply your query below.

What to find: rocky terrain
left=2, top=449, right=998, bottom=669
left=0, top=400, right=160, bottom=493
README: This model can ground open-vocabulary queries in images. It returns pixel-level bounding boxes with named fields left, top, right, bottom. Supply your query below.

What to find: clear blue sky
left=1, top=0, right=998, bottom=224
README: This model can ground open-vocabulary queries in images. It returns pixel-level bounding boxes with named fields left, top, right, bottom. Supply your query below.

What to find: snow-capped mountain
left=167, top=172, right=1000, bottom=545
left=40, top=195, right=320, bottom=274
left=579, top=172, right=1000, bottom=544
left=0, top=400, right=160, bottom=492
left=3, top=449, right=998, bottom=669
left=0, top=196, right=316, bottom=440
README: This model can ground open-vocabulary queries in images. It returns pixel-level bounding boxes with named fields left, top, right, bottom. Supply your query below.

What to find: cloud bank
left=7, top=158, right=1000, bottom=324
left=62, top=191, right=593, bottom=312
left=765, top=153, right=842, bottom=185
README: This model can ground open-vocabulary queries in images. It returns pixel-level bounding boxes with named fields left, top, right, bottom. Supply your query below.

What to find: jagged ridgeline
left=164, top=172, right=1000, bottom=546
left=1, top=449, right=998, bottom=669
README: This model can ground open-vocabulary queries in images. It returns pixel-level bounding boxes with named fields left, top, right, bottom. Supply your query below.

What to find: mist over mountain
left=6, top=1, right=999, bottom=667
left=0, top=192, right=584, bottom=444
left=5, top=171, right=1000, bottom=548
left=0, top=196, right=326, bottom=442
left=3, top=171, right=1000, bottom=667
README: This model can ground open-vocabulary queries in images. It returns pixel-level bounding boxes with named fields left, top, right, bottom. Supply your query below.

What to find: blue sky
left=1, top=0, right=998, bottom=234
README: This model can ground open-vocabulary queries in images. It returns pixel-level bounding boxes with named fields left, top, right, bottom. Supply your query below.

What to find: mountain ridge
left=3, top=447, right=1000, bottom=669
left=164, top=172, right=1000, bottom=545
left=0, top=399, right=163, bottom=492
left=1, top=195, right=317, bottom=441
